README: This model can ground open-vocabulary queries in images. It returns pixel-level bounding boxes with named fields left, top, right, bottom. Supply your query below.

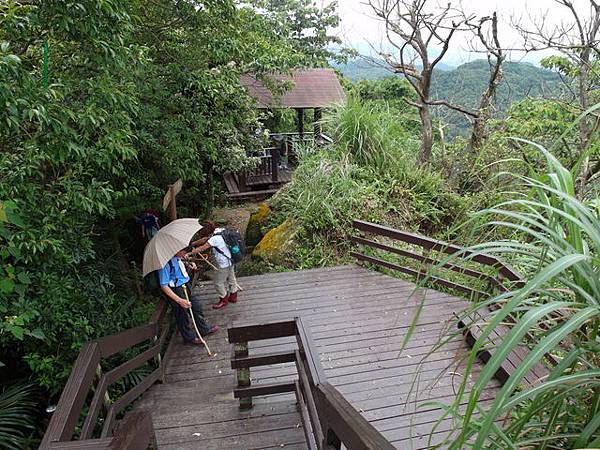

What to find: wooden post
left=314, top=108, right=322, bottom=139
left=168, top=184, right=177, bottom=222
left=271, top=144, right=280, bottom=183
left=96, top=364, right=111, bottom=410
left=234, top=342, right=252, bottom=410
left=297, top=108, right=304, bottom=137
left=238, top=172, right=247, bottom=193
left=153, top=335, right=163, bottom=382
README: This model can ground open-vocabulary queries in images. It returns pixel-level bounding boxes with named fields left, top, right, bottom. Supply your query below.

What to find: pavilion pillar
left=297, top=108, right=305, bottom=137
left=313, top=107, right=322, bottom=138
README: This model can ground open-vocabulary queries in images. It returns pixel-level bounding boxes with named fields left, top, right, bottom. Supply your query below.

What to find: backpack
left=214, top=228, right=246, bottom=264
left=143, top=260, right=176, bottom=293
left=143, top=270, right=161, bottom=294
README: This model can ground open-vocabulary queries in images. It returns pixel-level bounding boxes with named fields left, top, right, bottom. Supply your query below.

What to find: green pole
left=42, top=39, right=49, bottom=89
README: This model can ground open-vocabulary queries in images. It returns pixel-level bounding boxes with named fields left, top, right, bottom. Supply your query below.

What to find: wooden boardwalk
left=136, top=265, right=499, bottom=449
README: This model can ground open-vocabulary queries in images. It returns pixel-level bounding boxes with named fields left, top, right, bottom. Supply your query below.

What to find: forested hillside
left=432, top=60, right=563, bottom=134
left=334, top=56, right=454, bottom=80
left=337, top=58, right=563, bottom=135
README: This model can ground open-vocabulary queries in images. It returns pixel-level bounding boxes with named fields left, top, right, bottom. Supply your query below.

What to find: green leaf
left=29, top=328, right=45, bottom=340
left=0, top=278, right=14, bottom=294
left=16, top=272, right=31, bottom=284
left=9, top=326, right=24, bottom=340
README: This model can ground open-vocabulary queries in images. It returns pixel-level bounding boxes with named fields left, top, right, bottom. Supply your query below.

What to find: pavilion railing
left=238, top=131, right=333, bottom=192
left=40, top=299, right=174, bottom=450
left=228, top=317, right=395, bottom=450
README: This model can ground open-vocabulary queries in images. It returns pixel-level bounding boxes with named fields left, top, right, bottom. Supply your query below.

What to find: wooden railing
left=40, top=299, right=174, bottom=450
left=237, top=132, right=333, bottom=192
left=351, top=220, right=557, bottom=384
left=228, top=318, right=395, bottom=450
left=351, top=220, right=524, bottom=299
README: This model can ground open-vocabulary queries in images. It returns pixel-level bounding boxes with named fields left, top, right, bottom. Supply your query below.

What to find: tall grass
left=326, top=95, right=396, bottom=169
left=438, top=142, right=600, bottom=449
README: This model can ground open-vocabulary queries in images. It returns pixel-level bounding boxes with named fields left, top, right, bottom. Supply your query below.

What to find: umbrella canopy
left=142, top=218, right=202, bottom=276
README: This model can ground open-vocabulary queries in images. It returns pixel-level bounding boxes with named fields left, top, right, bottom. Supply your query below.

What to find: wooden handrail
left=228, top=317, right=394, bottom=449
left=351, top=220, right=525, bottom=298
left=40, top=299, right=170, bottom=449
left=352, top=220, right=524, bottom=283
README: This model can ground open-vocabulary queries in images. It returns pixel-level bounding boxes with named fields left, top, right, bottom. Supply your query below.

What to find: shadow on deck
left=135, top=265, right=499, bottom=449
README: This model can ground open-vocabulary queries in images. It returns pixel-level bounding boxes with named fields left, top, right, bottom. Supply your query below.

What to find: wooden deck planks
left=135, top=265, right=497, bottom=449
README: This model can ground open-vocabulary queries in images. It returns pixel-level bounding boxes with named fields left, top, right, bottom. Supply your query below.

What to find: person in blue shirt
left=159, top=248, right=218, bottom=345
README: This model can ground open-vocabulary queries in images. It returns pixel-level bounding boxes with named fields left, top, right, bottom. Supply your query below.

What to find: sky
left=331, top=0, right=580, bottom=66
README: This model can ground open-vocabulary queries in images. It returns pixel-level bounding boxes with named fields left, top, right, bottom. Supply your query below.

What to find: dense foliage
left=443, top=142, right=600, bottom=448
left=0, top=0, right=340, bottom=443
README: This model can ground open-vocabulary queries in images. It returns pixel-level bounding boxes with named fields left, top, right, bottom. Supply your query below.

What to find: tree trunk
left=576, top=49, right=592, bottom=199
left=206, top=165, right=214, bottom=213
left=418, top=106, right=434, bottom=164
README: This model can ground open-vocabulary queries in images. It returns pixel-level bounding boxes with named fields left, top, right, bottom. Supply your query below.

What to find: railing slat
left=351, top=252, right=489, bottom=298
left=295, top=350, right=325, bottom=446
left=41, top=342, right=101, bottom=447
left=350, top=235, right=502, bottom=286
left=95, top=323, right=158, bottom=358
left=294, top=380, right=320, bottom=450
left=231, top=350, right=296, bottom=369
left=101, top=367, right=161, bottom=438
left=228, top=320, right=297, bottom=343
left=148, top=298, right=168, bottom=325
left=233, top=381, right=296, bottom=398
left=296, top=318, right=325, bottom=385
left=48, top=438, right=112, bottom=449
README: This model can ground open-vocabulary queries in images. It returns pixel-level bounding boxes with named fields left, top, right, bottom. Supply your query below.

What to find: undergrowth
left=263, top=97, right=499, bottom=270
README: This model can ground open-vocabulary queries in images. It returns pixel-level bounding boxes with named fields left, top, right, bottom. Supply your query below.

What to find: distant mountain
left=335, top=58, right=563, bottom=136
left=431, top=60, right=562, bottom=135
left=334, top=57, right=454, bottom=81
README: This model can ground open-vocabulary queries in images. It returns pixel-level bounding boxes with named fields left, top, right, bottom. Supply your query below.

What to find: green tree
left=127, top=0, right=304, bottom=215
left=249, top=0, right=343, bottom=66
left=0, top=0, right=145, bottom=392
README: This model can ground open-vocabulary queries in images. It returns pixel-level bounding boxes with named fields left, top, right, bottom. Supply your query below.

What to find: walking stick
left=182, top=284, right=213, bottom=357
left=191, top=253, right=219, bottom=271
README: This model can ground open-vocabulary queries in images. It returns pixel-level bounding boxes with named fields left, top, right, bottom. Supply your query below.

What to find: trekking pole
left=192, top=253, right=219, bottom=271
left=182, top=284, right=213, bottom=357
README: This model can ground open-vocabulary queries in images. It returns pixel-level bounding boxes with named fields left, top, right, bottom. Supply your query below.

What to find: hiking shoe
left=212, top=296, right=229, bottom=310
left=206, top=325, right=219, bottom=335
left=228, top=292, right=238, bottom=303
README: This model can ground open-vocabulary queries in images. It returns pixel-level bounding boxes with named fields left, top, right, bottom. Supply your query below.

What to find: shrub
left=441, top=141, right=600, bottom=448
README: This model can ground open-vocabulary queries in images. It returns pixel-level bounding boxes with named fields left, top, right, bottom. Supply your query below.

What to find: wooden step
left=459, top=307, right=550, bottom=387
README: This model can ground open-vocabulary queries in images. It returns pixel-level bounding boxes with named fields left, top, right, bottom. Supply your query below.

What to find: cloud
left=332, top=0, right=566, bottom=65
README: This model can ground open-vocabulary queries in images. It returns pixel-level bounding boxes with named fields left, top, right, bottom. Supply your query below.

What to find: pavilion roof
left=240, top=68, right=346, bottom=109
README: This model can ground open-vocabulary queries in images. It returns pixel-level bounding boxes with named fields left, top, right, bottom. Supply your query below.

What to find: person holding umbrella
left=143, top=219, right=218, bottom=348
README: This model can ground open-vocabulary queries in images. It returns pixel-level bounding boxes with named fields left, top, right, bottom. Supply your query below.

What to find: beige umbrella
left=142, top=218, right=214, bottom=357
left=142, top=218, right=202, bottom=276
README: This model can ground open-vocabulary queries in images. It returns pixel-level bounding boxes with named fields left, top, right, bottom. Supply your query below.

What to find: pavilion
left=224, top=68, right=346, bottom=199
